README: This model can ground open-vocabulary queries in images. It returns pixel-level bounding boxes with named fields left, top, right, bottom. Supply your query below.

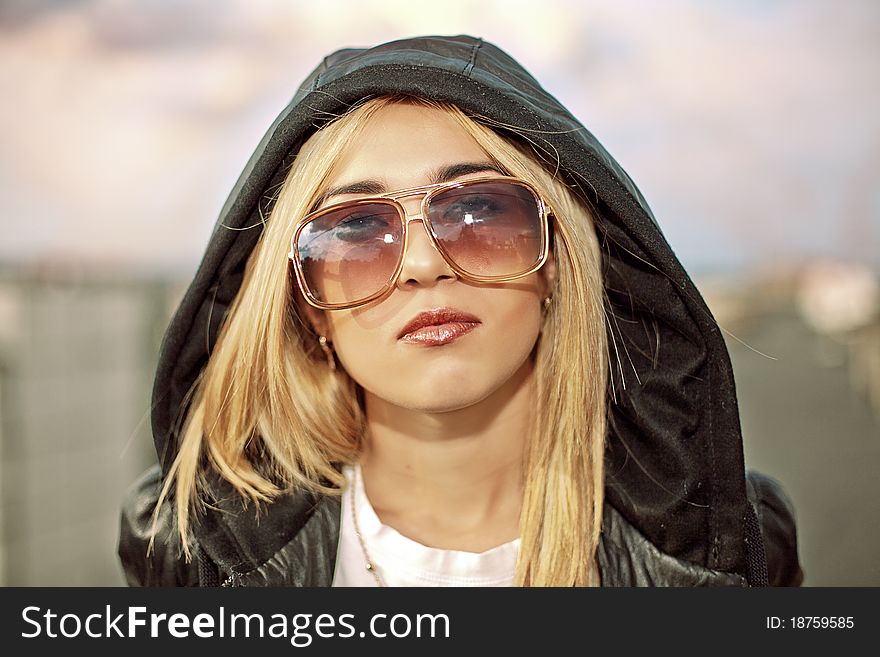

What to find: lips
left=397, top=308, right=482, bottom=345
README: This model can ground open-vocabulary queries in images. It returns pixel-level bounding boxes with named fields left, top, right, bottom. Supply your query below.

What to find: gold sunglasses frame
left=288, top=176, right=551, bottom=311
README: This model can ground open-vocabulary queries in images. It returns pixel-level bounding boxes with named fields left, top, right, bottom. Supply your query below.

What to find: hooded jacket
left=118, top=35, right=803, bottom=587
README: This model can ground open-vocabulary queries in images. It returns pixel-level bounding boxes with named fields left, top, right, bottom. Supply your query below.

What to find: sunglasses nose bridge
left=393, top=202, right=459, bottom=287
left=401, top=213, right=441, bottom=255
left=393, top=189, right=428, bottom=218
left=400, top=214, right=440, bottom=261
left=396, top=192, right=431, bottom=235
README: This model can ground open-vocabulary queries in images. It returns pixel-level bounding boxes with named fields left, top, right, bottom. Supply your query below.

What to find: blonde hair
left=155, top=96, right=608, bottom=586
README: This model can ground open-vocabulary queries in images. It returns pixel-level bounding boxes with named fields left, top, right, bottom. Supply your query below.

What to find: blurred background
left=0, top=0, right=877, bottom=585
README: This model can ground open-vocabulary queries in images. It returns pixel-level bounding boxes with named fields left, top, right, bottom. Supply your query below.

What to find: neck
left=358, top=356, right=535, bottom=551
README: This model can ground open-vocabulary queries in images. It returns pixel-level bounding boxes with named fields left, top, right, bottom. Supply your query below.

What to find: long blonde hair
left=155, top=95, right=608, bottom=586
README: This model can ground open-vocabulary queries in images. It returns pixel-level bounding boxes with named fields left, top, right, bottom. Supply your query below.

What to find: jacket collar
left=196, top=481, right=745, bottom=587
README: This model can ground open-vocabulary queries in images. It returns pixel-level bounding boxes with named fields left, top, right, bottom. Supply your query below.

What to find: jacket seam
left=462, top=38, right=483, bottom=76
left=223, top=498, right=327, bottom=581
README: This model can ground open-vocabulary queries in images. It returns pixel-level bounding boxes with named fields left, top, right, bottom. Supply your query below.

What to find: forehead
left=326, top=103, right=490, bottom=186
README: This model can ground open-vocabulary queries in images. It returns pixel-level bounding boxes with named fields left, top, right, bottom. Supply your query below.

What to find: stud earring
left=318, top=335, right=336, bottom=371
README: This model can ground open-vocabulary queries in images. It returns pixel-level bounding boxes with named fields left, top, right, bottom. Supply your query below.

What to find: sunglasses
left=288, top=176, right=551, bottom=310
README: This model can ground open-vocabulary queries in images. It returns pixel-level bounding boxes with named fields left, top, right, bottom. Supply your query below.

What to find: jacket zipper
left=221, top=570, right=241, bottom=587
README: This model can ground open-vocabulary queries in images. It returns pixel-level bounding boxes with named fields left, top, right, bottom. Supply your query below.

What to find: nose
left=396, top=205, right=457, bottom=290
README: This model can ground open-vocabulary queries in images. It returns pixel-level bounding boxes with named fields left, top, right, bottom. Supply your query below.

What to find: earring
left=542, top=296, right=553, bottom=312
left=318, top=335, right=336, bottom=371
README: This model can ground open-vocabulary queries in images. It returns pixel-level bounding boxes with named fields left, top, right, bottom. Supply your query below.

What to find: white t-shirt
left=331, top=463, right=520, bottom=587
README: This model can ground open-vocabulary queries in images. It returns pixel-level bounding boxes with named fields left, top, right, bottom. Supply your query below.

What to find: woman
left=119, top=35, right=802, bottom=587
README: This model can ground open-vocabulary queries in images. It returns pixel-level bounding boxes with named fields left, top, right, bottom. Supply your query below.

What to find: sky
left=1, top=0, right=878, bottom=278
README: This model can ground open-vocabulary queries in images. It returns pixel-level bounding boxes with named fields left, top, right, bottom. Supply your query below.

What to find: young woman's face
left=301, top=103, right=555, bottom=413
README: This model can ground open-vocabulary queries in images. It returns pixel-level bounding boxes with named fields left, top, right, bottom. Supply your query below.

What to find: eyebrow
left=316, top=162, right=506, bottom=207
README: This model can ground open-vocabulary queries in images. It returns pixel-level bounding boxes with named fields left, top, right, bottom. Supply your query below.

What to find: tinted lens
left=427, top=182, right=544, bottom=278
left=296, top=202, right=402, bottom=305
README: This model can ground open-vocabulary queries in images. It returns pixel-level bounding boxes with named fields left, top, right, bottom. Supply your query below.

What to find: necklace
left=350, top=464, right=386, bottom=587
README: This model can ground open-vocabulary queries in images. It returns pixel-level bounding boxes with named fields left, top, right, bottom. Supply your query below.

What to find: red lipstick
left=397, top=308, right=482, bottom=346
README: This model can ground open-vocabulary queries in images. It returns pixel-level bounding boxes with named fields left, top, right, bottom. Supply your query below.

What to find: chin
left=411, top=395, right=488, bottom=414
left=395, top=380, right=495, bottom=414
left=351, top=350, right=533, bottom=414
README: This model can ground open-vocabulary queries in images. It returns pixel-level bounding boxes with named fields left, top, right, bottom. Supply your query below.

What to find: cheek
left=490, top=295, right=546, bottom=370
left=331, top=327, right=373, bottom=369
left=326, top=316, right=389, bottom=389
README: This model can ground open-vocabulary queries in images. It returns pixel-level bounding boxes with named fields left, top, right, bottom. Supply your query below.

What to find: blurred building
left=795, top=261, right=880, bottom=418
left=0, top=267, right=178, bottom=585
left=709, top=264, right=880, bottom=586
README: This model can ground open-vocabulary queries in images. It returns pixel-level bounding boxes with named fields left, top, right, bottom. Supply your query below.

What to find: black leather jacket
left=119, top=465, right=801, bottom=587
left=118, top=35, right=803, bottom=587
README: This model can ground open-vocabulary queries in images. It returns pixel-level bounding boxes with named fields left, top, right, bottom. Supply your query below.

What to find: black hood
left=151, top=35, right=751, bottom=577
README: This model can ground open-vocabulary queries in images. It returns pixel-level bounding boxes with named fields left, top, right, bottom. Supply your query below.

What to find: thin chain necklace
left=350, top=464, right=386, bottom=587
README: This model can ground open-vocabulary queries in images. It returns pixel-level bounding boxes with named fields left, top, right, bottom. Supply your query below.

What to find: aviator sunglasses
left=288, top=176, right=552, bottom=310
